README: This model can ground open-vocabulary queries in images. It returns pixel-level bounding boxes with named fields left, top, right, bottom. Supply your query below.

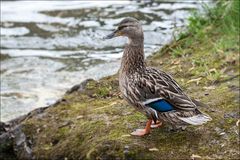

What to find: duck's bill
left=103, top=30, right=118, bottom=40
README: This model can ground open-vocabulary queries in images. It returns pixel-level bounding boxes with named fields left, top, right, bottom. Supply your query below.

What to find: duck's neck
left=120, top=37, right=145, bottom=74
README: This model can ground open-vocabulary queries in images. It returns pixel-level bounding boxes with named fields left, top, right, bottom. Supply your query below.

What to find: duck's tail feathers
left=178, top=113, right=212, bottom=125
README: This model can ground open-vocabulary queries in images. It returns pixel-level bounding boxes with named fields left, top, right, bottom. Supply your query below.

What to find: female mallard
left=104, top=17, right=212, bottom=136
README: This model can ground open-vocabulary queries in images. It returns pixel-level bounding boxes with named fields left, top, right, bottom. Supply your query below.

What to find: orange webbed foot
left=131, top=120, right=152, bottom=136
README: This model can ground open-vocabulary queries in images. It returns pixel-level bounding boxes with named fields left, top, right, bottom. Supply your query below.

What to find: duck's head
left=104, top=17, right=143, bottom=41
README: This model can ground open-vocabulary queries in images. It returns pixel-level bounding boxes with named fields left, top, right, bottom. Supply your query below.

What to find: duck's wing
left=126, top=68, right=212, bottom=125
left=130, top=67, right=196, bottom=111
left=127, top=67, right=213, bottom=124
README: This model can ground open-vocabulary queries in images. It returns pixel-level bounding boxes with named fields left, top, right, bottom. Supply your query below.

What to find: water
left=0, top=1, right=209, bottom=122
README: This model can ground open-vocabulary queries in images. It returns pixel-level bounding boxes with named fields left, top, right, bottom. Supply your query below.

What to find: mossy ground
left=21, top=2, right=239, bottom=160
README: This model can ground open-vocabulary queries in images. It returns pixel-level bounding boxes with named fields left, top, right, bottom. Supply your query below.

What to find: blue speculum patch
left=147, top=99, right=174, bottom=112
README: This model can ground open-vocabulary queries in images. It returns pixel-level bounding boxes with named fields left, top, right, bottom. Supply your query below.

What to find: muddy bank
left=1, top=46, right=239, bottom=159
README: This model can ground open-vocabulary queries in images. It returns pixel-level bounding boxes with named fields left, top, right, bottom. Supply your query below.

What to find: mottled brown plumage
left=104, top=17, right=211, bottom=136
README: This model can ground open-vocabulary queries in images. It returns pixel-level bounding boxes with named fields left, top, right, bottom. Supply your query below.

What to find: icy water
left=0, top=1, right=209, bottom=122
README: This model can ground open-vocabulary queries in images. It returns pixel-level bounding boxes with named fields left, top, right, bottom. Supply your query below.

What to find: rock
left=0, top=106, right=49, bottom=160
left=0, top=122, right=10, bottom=134
left=0, top=124, right=33, bottom=160
left=12, top=125, right=33, bottom=160
left=0, top=121, right=15, bottom=160
left=0, top=130, right=14, bottom=159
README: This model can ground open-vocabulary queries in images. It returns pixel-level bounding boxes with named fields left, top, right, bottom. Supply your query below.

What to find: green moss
left=96, top=86, right=111, bottom=97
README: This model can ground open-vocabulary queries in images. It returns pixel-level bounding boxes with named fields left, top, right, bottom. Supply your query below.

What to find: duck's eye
left=118, top=25, right=127, bottom=30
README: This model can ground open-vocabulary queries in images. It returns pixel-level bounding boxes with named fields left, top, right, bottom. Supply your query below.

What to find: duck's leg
left=151, top=120, right=163, bottom=128
left=131, top=119, right=152, bottom=136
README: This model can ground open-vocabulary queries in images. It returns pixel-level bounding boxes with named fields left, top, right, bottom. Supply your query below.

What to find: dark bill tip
left=103, top=31, right=116, bottom=40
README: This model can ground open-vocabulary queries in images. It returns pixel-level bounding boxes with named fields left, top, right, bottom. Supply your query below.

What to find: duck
left=104, top=17, right=212, bottom=136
